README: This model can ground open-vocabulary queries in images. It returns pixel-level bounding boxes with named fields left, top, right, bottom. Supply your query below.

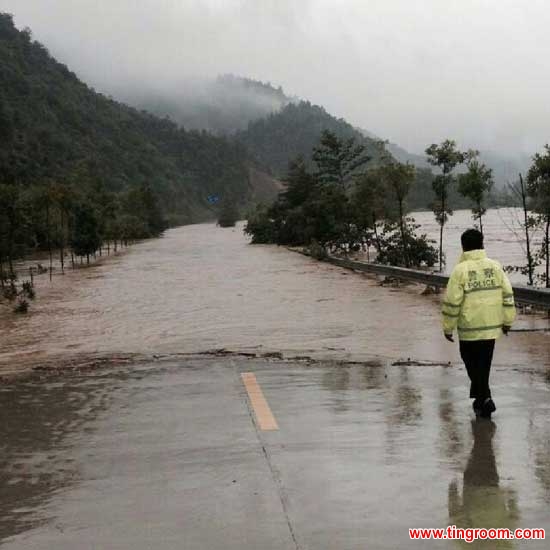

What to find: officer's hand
left=444, top=333, right=454, bottom=342
left=502, top=326, right=511, bottom=336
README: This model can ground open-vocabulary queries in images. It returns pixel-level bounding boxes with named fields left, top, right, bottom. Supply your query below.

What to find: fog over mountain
left=3, top=0, right=550, bottom=158
left=125, top=75, right=292, bottom=135
left=385, top=144, right=531, bottom=189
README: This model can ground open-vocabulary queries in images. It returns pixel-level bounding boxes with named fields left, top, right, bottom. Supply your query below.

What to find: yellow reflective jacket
left=442, top=249, right=516, bottom=341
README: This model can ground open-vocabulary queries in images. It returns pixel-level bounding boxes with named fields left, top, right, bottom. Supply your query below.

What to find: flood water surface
left=1, top=214, right=549, bottom=376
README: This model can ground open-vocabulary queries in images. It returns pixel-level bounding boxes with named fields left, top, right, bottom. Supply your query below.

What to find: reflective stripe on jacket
left=442, top=249, right=516, bottom=341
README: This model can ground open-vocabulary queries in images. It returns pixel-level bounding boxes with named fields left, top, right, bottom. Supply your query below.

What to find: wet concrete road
left=1, top=357, right=549, bottom=549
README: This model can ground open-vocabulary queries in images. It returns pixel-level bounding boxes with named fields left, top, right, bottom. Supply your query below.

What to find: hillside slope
left=237, top=101, right=389, bottom=177
left=0, top=13, right=267, bottom=225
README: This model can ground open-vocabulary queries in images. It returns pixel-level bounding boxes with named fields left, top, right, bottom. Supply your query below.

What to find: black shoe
left=480, top=398, right=496, bottom=418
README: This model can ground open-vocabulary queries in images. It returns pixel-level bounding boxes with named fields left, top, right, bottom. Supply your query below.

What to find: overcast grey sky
left=2, top=0, right=549, bottom=155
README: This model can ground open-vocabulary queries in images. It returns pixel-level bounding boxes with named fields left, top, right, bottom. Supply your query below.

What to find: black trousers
left=459, top=339, right=495, bottom=400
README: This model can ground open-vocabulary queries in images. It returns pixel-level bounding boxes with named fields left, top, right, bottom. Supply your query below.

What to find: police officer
left=442, top=229, right=516, bottom=417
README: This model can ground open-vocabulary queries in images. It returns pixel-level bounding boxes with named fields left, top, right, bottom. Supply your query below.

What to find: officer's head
left=461, top=229, right=484, bottom=251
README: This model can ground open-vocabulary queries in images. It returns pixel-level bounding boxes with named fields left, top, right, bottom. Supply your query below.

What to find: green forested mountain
left=236, top=102, right=489, bottom=211
left=237, top=101, right=389, bottom=178
left=0, top=13, right=257, bottom=226
left=0, top=9, right=513, bottom=251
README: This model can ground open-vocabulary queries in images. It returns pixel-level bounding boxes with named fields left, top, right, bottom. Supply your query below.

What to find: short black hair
left=461, top=228, right=484, bottom=251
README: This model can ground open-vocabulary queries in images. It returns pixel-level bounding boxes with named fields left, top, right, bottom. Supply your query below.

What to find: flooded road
left=1, top=213, right=549, bottom=548
left=1, top=213, right=549, bottom=377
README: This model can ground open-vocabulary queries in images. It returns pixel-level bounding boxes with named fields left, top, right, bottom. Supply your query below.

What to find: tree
left=48, top=182, right=74, bottom=273
left=121, top=184, right=166, bottom=239
left=244, top=204, right=276, bottom=244
left=505, top=174, right=537, bottom=286
left=351, top=170, right=388, bottom=254
left=302, top=183, right=349, bottom=248
left=376, top=221, right=438, bottom=268
left=0, top=184, right=29, bottom=279
left=118, top=214, right=148, bottom=245
left=425, top=140, right=465, bottom=271
left=280, top=156, right=317, bottom=209
left=526, top=145, right=550, bottom=287
left=85, top=177, right=117, bottom=251
left=218, top=201, right=239, bottom=227
left=379, top=162, right=416, bottom=267
left=70, top=203, right=101, bottom=264
left=457, top=152, right=494, bottom=236
left=139, top=183, right=166, bottom=237
left=312, top=130, right=370, bottom=189
left=245, top=156, right=321, bottom=247
left=274, top=157, right=318, bottom=245
left=243, top=132, right=437, bottom=266
left=355, top=163, right=437, bottom=269
left=35, top=184, right=54, bottom=281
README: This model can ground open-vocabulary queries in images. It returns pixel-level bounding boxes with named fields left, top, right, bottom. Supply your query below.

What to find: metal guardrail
left=327, top=256, right=450, bottom=287
left=510, top=285, right=550, bottom=308
left=297, top=250, right=550, bottom=309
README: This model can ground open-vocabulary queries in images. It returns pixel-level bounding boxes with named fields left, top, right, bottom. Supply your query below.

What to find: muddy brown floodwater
left=1, top=215, right=549, bottom=378
left=1, top=216, right=550, bottom=549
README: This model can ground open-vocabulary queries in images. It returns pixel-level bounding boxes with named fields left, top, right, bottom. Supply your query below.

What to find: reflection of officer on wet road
left=448, top=419, right=519, bottom=548
left=442, top=229, right=516, bottom=417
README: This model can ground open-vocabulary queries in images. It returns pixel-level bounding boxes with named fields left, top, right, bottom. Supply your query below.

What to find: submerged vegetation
left=217, top=201, right=239, bottom=228
left=525, top=145, right=550, bottom=287
left=246, top=131, right=550, bottom=286
left=245, top=130, right=439, bottom=269
left=0, top=12, right=251, bottom=266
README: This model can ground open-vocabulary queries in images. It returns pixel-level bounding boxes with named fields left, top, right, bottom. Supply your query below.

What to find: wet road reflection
left=448, top=420, right=519, bottom=549
left=0, top=359, right=548, bottom=549
left=0, top=375, right=115, bottom=541
left=438, top=369, right=467, bottom=469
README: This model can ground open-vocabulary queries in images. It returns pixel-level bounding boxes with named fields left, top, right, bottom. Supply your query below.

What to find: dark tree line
left=520, top=145, right=550, bottom=287
left=245, top=131, right=439, bottom=269
left=425, top=139, right=550, bottom=286
left=246, top=131, right=550, bottom=286
left=0, top=177, right=166, bottom=284
left=425, top=141, right=495, bottom=270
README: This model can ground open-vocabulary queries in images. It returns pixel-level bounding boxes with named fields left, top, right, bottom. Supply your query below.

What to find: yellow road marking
left=241, top=373, right=279, bottom=431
